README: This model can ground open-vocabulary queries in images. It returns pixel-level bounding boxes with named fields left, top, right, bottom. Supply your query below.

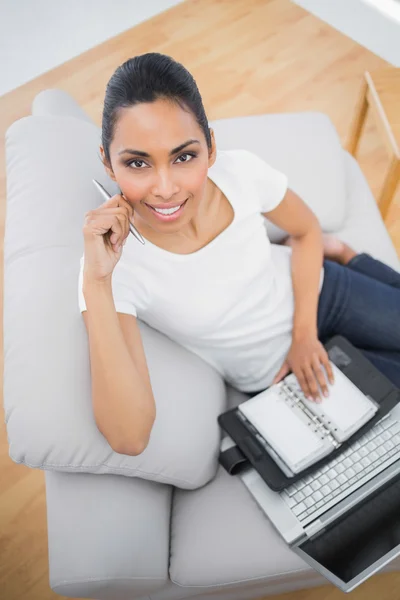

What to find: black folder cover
left=218, top=336, right=400, bottom=491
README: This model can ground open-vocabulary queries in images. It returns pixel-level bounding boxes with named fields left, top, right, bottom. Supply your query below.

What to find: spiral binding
left=281, top=379, right=340, bottom=449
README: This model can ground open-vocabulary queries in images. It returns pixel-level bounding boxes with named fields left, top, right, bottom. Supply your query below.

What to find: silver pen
left=92, top=179, right=145, bottom=245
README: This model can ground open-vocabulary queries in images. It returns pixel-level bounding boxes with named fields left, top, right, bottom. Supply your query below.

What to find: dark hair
left=101, top=53, right=211, bottom=165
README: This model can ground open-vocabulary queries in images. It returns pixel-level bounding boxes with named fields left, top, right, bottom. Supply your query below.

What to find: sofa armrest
left=32, top=88, right=96, bottom=125
left=45, top=470, right=172, bottom=599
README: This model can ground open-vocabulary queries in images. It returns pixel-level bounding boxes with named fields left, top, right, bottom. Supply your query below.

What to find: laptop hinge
left=304, top=519, right=325, bottom=540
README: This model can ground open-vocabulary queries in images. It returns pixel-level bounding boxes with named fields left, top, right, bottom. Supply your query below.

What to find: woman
left=80, top=53, right=400, bottom=452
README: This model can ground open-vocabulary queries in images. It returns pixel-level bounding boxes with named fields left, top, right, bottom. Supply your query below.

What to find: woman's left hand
left=273, top=333, right=335, bottom=402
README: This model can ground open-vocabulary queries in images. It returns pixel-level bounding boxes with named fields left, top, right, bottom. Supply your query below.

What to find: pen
left=92, top=179, right=146, bottom=245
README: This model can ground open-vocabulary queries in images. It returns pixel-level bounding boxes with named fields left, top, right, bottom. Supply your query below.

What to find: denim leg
left=346, top=253, right=400, bottom=288
left=317, top=259, right=400, bottom=352
left=317, top=260, right=349, bottom=343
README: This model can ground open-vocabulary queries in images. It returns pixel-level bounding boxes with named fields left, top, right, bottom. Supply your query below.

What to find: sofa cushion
left=4, top=115, right=226, bottom=490
left=170, top=464, right=317, bottom=589
left=210, top=112, right=347, bottom=242
left=45, top=470, right=172, bottom=598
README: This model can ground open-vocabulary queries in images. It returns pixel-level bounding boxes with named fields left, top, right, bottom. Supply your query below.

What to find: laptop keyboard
left=281, top=416, right=400, bottom=526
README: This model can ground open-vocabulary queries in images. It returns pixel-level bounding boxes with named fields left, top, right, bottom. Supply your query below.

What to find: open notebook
left=237, top=363, right=379, bottom=476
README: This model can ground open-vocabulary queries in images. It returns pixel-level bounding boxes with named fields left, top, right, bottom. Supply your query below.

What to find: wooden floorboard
left=0, top=0, right=399, bottom=598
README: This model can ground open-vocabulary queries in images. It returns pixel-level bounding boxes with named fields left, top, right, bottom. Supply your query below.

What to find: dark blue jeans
left=317, top=253, right=400, bottom=388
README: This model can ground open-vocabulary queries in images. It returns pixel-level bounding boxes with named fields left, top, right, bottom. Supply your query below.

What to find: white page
left=238, top=388, right=326, bottom=471
left=286, top=364, right=377, bottom=439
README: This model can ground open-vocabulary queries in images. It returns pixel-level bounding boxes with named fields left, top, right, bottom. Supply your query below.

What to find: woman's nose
left=151, top=170, right=179, bottom=199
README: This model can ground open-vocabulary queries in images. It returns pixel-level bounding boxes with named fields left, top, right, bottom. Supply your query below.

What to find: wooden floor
left=0, top=1, right=399, bottom=599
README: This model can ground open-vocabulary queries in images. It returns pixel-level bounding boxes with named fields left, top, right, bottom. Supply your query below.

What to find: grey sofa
left=4, top=89, right=400, bottom=600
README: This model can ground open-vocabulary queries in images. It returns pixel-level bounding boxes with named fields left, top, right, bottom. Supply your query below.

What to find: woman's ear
left=99, top=145, right=116, bottom=182
left=208, top=128, right=217, bottom=168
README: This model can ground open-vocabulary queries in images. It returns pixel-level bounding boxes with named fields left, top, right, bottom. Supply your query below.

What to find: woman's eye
left=128, top=159, right=147, bottom=169
left=175, top=153, right=195, bottom=164
left=127, top=153, right=195, bottom=168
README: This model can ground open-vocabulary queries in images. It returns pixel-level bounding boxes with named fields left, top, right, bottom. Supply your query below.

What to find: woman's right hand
left=82, top=194, right=135, bottom=282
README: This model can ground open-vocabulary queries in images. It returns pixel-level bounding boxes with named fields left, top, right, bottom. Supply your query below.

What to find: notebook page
left=286, top=364, right=377, bottom=440
left=238, top=388, right=326, bottom=472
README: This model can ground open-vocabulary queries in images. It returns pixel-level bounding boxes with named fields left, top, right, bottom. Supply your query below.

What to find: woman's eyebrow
left=118, top=139, right=200, bottom=158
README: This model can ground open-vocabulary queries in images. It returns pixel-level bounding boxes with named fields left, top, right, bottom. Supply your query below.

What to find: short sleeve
left=78, top=254, right=138, bottom=317
left=240, top=150, right=288, bottom=213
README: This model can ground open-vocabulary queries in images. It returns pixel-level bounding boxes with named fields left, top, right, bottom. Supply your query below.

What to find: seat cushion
left=45, top=469, right=172, bottom=599
left=170, top=463, right=320, bottom=593
left=4, top=114, right=226, bottom=491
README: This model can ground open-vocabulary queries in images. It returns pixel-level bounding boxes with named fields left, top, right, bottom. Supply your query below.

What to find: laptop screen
left=297, top=475, right=400, bottom=586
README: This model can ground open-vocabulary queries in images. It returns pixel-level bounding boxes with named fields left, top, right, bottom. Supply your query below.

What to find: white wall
left=292, top=0, right=400, bottom=67
left=0, top=0, right=184, bottom=97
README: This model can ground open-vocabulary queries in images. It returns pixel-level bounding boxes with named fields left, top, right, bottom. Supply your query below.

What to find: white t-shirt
left=78, top=149, right=324, bottom=393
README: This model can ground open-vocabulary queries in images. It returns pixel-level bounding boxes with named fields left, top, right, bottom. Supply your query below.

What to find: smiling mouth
left=145, top=199, right=188, bottom=210
left=146, top=198, right=188, bottom=214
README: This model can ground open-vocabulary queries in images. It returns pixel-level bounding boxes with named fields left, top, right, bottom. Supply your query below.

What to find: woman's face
left=101, top=98, right=216, bottom=235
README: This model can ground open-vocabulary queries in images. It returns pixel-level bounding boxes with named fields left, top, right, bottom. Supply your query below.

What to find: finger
left=115, top=194, right=135, bottom=228
left=324, top=357, right=335, bottom=385
left=95, top=206, right=131, bottom=246
left=84, top=211, right=123, bottom=241
left=97, top=193, right=133, bottom=218
left=312, top=355, right=329, bottom=398
left=113, top=209, right=131, bottom=245
left=99, top=215, right=123, bottom=251
left=273, top=362, right=290, bottom=383
left=296, top=370, right=313, bottom=401
left=303, top=365, right=321, bottom=402
left=114, top=197, right=135, bottom=243
left=117, top=194, right=134, bottom=217
left=110, top=216, right=127, bottom=248
left=97, top=195, right=122, bottom=209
